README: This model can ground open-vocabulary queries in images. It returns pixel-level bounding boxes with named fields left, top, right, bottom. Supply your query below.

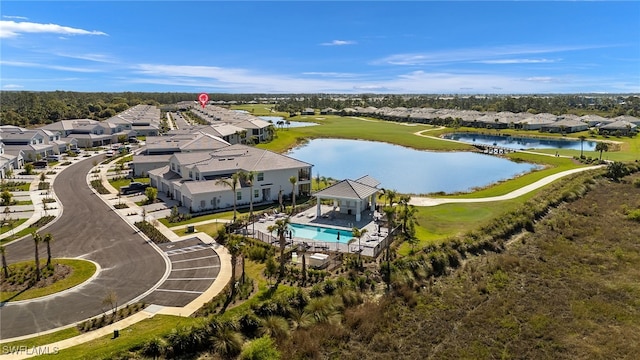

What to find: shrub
left=627, top=209, right=640, bottom=222
left=240, top=335, right=281, bottom=360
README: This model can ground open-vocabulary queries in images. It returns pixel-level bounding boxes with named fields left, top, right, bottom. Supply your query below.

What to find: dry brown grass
left=307, top=173, right=640, bottom=359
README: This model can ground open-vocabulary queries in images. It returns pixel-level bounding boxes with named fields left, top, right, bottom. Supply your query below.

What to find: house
left=598, top=120, right=638, bottom=136
left=131, top=132, right=231, bottom=176
left=106, top=104, right=161, bottom=137
left=42, top=119, right=119, bottom=147
left=540, top=117, right=589, bottom=133
left=148, top=144, right=313, bottom=213
left=320, top=108, right=337, bottom=115
left=0, top=142, right=23, bottom=179
left=301, top=108, right=315, bottom=115
left=0, top=126, right=54, bottom=161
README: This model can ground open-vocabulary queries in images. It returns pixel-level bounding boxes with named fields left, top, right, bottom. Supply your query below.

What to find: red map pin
left=198, top=93, right=209, bottom=108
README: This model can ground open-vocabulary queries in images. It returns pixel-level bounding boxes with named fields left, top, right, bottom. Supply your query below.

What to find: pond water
left=443, top=133, right=597, bottom=151
left=259, top=116, right=318, bottom=128
left=287, top=139, right=541, bottom=194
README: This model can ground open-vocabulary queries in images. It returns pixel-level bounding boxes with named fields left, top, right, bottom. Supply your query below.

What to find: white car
left=105, top=150, right=115, bottom=157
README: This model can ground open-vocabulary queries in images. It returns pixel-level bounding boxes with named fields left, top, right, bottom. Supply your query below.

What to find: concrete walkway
left=409, top=165, right=604, bottom=206
left=0, top=150, right=231, bottom=360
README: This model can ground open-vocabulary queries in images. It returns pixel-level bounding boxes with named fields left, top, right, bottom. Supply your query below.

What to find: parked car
left=120, top=182, right=149, bottom=195
left=105, top=150, right=115, bottom=157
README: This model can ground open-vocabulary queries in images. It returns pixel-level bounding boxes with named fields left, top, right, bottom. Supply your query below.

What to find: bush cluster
left=134, top=220, right=169, bottom=243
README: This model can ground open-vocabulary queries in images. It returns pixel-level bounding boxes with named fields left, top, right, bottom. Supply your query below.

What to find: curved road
left=0, top=156, right=166, bottom=340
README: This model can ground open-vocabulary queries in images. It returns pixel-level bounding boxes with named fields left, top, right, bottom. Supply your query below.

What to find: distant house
left=320, top=108, right=337, bottom=115
left=598, top=120, right=637, bottom=136
left=301, top=108, right=316, bottom=115
left=540, top=117, right=589, bottom=133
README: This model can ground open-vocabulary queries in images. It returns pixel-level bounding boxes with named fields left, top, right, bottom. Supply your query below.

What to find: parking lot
left=143, top=237, right=221, bottom=307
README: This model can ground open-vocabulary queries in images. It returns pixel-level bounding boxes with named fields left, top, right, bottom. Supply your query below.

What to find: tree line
left=2, top=91, right=638, bottom=128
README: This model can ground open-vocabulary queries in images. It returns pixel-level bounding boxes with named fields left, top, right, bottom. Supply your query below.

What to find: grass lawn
left=173, top=221, right=225, bottom=237
left=0, top=218, right=28, bottom=235
left=0, top=326, right=81, bottom=349
left=32, top=315, right=196, bottom=360
left=231, top=104, right=288, bottom=117
left=0, top=218, right=51, bottom=246
left=0, top=259, right=97, bottom=302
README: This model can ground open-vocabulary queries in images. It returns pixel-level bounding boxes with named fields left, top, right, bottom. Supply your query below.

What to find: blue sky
left=1, top=1, right=639, bottom=94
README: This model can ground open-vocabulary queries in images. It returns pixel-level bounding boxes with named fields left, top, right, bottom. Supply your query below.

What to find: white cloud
left=1, top=60, right=102, bottom=73
left=375, top=45, right=609, bottom=66
left=478, top=58, right=558, bottom=64
left=2, top=15, right=28, bottom=20
left=302, top=72, right=359, bottom=78
left=0, top=20, right=107, bottom=38
left=320, top=40, right=356, bottom=46
left=2, top=84, right=24, bottom=89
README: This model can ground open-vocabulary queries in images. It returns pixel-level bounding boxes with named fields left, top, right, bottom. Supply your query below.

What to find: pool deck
left=250, top=205, right=389, bottom=257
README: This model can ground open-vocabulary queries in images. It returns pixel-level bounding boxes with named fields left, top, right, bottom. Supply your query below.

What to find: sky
left=1, top=1, right=639, bottom=94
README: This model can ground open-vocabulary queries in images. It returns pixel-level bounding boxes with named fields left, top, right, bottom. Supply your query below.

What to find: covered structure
left=313, top=175, right=380, bottom=222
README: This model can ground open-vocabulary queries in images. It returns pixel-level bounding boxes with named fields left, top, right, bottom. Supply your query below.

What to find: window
left=171, top=163, right=175, bottom=171
left=254, top=189, right=259, bottom=198
left=189, top=171, right=193, bottom=179
left=257, top=172, right=264, bottom=181
left=200, top=200, right=205, bottom=208
left=236, top=191, right=242, bottom=201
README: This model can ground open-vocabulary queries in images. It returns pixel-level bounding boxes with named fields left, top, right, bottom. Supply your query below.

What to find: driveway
left=0, top=156, right=167, bottom=340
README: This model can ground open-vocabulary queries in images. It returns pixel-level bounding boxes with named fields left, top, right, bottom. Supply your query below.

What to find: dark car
left=120, top=182, right=149, bottom=195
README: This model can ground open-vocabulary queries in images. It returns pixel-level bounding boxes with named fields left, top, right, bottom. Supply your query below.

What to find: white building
left=148, top=144, right=312, bottom=213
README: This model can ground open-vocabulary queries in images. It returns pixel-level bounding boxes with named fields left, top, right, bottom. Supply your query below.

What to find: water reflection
left=287, top=139, right=541, bottom=194
left=443, top=133, right=597, bottom=151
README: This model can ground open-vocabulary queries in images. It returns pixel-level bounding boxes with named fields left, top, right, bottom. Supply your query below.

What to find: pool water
left=290, top=223, right=350, bottom=243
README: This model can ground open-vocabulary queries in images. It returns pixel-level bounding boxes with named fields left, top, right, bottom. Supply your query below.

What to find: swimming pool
left=289, top=223, right=350, bottom=243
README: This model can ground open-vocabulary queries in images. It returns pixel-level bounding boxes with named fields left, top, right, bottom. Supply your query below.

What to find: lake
left=443, top=133, right=597, bottom=151
left=287, top=139, right=541, bottom=194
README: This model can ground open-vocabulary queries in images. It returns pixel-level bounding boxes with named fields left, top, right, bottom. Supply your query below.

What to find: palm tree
left=267, top=217, right=290, bottom=280
left=43, top=233, right=54, bottom=267
left=289, top=175, right=297, bottom=214
left=32, top=232, right=42, bottom=281
left=578, top=135, right=587, bottom=158
left=298, top=242, right=310, bottom=286
left=351, top=227, right=368, bottom=267
left=216, top=172, right=241, bottom=223
left=0, top=245, right=9, bottom=278
left=241, top=171, right=255, bottom=234
left=596, top=142, right=609, bottom=161
left=382, top=206, right=396, bottom=291
left=398, top=196, right=417, bottom=236
left=227, top=238, right=242, bottom=298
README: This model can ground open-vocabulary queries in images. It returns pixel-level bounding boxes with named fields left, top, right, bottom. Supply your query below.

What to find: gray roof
left=354, top=175, right=381, bottom=188
left=173, top=144, right=312, bottom=174
left=314, top=179, right=379, bottom=200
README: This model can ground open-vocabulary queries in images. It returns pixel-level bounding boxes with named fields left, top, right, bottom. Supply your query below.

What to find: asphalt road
left=0, top=156, right=167, bottom=340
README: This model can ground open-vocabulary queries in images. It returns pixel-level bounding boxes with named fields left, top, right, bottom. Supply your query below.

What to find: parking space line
left=164, top=277, right=217, bottom=281
left=172, top=265, right=220, bottom=271
left=165, top=245, right=210, bottom=256
left=154, top=288, right=204, bottom=294
left=171, top=255, right=218, bottom=263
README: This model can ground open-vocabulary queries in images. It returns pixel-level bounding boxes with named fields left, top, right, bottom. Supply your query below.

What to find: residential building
left=148, top=144, right=312, bottom=213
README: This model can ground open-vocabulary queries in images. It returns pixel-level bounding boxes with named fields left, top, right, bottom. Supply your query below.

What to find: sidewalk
left=0, top=151, right=232, bottom=359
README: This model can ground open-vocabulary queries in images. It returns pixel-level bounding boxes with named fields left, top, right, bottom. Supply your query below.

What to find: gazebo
left=313, top=175, right=380, bottom=222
